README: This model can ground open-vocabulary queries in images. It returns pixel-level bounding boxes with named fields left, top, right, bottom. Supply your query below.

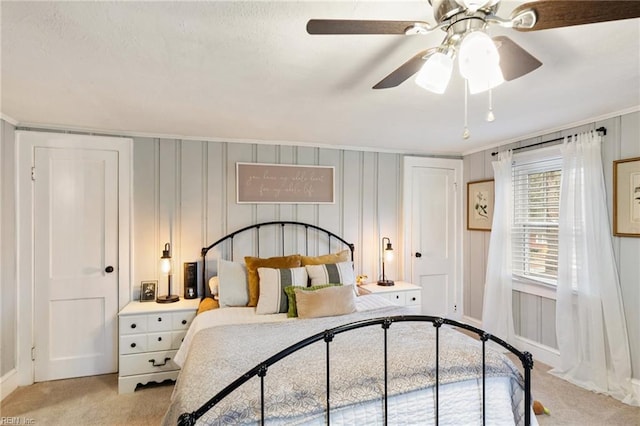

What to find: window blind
left=512, top=155, right=562, bottom=285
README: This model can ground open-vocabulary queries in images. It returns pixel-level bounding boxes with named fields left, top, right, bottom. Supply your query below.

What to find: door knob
left=415, top=252, right=422, bottom=258
left=105, top=266, right=114, bottom=273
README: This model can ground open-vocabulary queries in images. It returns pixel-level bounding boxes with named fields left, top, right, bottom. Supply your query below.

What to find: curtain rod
left=490, top=126, right=607, bottom=157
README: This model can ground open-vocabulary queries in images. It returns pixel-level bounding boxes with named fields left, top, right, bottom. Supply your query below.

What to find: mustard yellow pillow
left=196, top=297, right=219, bottom=315
left=300, top=249, right=351, bottom=266
left=244, top=255, right=302, bottom=307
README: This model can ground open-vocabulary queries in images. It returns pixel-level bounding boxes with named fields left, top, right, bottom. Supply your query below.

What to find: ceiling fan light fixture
left=415, top=52, right=453, bottom=94
left=456, top=0, right=497, bottom=13
left=458, top=30, right=504, bottom=94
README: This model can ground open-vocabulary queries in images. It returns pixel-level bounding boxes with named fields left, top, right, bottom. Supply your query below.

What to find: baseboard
left=1, top=368, right=18, bottom=401
left=513, top=336, right=560, bottom=369
left=632, top=378, right=640, bottom=402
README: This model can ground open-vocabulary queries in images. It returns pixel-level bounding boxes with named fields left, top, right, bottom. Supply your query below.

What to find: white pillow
left=208, top=276, right=219, bottom=297
left=305, top=261, right=355, bottom=286
left=217, top=259, right=249, bottom=307
left=256, top=267, right=308, bottom=315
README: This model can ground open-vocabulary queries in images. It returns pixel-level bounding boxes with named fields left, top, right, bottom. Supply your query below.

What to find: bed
left=162, top=221, right=534, bottom=425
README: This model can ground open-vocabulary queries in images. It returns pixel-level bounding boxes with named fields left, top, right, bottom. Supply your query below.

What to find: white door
left=34, top=147, right=119, bottom=381
left=403, top=157, right=463, bottom=318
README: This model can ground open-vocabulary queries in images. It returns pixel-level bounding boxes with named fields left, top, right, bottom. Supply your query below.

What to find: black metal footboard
left=177, top=315, right=533, bottom=426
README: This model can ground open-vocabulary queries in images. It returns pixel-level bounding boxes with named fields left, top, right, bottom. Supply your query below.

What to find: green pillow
left=283, top=284, right=341, bottom=318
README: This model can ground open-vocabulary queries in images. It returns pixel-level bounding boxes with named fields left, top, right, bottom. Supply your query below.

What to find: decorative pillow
left=305, top=261, right=355, bottom=286
left=256, top=267, right=308, bottom=315
left=245, top=255, right=302, bottom=307
left=300, top=249, right=350, bottom=266
left=295, top=285, right=356, bottom=319
left=208, top=276, right=219, bottom=297
left=217, top=259, right=249, bottom=307
left=283, top=284, right=341, bottom=318
left=197, top=297, right=219, bottom=315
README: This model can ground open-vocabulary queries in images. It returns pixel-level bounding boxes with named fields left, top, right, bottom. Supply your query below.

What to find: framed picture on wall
left=467, top=179, right=494, bottom=231
left=140, top=281, right=157, bottom=302
left=613, top=156, right=640, bottom=237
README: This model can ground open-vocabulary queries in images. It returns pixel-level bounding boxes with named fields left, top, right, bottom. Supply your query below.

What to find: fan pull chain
left=486, top=88, right=495, bottom=122
left=463, top=79, right=470, bottom=139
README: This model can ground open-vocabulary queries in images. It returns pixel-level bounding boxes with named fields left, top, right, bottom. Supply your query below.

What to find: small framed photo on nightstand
left=140, top=281, right=157, bottom=302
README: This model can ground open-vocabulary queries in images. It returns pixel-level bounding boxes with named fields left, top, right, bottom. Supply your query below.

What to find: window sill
left=512, top=277, right=557, bottom=300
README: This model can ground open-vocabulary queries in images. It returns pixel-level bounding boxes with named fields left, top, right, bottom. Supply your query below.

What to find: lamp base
left=377, top=280, right=395, bottom=287
left=156, top=294, right=180, bottom=303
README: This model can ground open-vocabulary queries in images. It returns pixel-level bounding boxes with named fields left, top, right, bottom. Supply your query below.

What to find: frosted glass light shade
left=458, top=31, right=504, bottom=94
left=415, top=52, right=453, bottom=94
left=160, top=257, right=172, bottom=274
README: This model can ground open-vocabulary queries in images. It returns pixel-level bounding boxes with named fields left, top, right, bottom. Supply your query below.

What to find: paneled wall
left=0, top=119, right=17, bottom=378
left=463, top=111, right=640, bottom=378
left=132, top=138, right=403, bottom=300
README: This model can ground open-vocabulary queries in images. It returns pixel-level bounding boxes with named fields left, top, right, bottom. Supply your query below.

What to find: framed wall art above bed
left=236, top=162, right=335, bottom=204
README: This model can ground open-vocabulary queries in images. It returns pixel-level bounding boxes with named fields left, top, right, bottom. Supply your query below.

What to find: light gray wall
left=463, top=111, right=640, bottom=378
left=131, top=138, right=404, bottom=300
left=1, top=119, right=17, bottom=377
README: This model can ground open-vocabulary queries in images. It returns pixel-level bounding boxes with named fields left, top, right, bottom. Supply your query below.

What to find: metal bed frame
left=180, top=221, right=533, bottom=425
left=200, top=221, right=354, bottom=298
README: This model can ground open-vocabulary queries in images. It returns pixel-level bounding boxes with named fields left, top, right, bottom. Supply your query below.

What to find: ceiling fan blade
left=307, top=19, right=430, bottom=35
left=512, top=0, right=640, bottom=32
left=493, top=36, right=542, bottom=81
left=372, top=49, right=436, bottom=89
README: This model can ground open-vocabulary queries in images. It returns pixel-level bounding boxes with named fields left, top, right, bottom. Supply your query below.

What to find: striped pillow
left=256, top=267, right=308, bottom=315
left=305, top=261, right=355, bottom=286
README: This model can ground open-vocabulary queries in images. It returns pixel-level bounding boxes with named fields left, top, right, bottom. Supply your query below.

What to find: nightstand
left=117, top=298, right=200, bottom=393
left=359, top=281, right=422, bottom=313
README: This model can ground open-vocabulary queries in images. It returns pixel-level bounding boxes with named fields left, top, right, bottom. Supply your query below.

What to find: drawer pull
left=157, top=317, right=162, bottom=322
left=130, top=324, right=137, bottom=329
left=411, top=297, right=416, bottom=301
left=157, top=337, right=162, bottom=342
left=182, top=319, right=187, bottom=325
left=149, top=357, right=171, bottom=367
left=395, top=295, right=400, bottom=299
left=130, top=343, right=136, bottom=348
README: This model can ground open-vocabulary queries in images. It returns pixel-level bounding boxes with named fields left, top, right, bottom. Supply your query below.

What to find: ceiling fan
left=306, top=0, right=640, bottom=93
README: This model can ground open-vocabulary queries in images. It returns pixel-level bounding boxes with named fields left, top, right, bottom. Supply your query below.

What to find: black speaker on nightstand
left=183, top=262, right=198, bottom=299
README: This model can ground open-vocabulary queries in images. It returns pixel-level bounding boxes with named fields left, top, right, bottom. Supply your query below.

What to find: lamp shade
left=160, top=243, right=173, bottom=274
left=415, top=52, right=453, bottom=94
left=458, top=31, right=504, bottom=94
left=384, top=240, right=394, bottom=262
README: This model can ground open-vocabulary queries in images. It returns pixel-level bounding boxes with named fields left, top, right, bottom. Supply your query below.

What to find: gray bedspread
left=162, top=305, right=525, bottom=425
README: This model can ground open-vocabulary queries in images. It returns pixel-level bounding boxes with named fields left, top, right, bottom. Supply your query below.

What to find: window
left=512, top=151, right=562, bottom=286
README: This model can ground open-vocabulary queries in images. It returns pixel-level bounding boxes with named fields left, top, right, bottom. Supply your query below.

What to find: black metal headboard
left=201, top=221, right=355, bottom=298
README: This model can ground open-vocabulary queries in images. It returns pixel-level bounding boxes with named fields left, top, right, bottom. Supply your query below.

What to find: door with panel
left=403, top=157, right=463, bottom=318
left=34, top=147, right=119, bottom=381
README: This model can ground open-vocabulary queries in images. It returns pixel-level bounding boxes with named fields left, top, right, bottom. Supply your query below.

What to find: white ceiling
left=2, top=1, right=639, bottom=156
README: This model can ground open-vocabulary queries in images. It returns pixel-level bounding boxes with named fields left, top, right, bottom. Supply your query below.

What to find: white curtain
left=551, top=131, right=638, bottom=406
left=482, top=150, right=515, bottom=342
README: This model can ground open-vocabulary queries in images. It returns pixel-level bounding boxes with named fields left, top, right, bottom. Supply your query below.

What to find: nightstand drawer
left=172, top=311, right=196, bottom=330
left=120, top=334, right=148, bottom=354
left=147, top=313, right=172, bottom=332
left=172, top=330, right=188, bottom=349
left=119, top=350, right=179, bottom=376
left=148, top=332, right=173, bottom=351
left=120, top=315, right=148, bottom=335
left=384, top=292, right=405, bottom=305
left=405, top=290, right=421, bottom=306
